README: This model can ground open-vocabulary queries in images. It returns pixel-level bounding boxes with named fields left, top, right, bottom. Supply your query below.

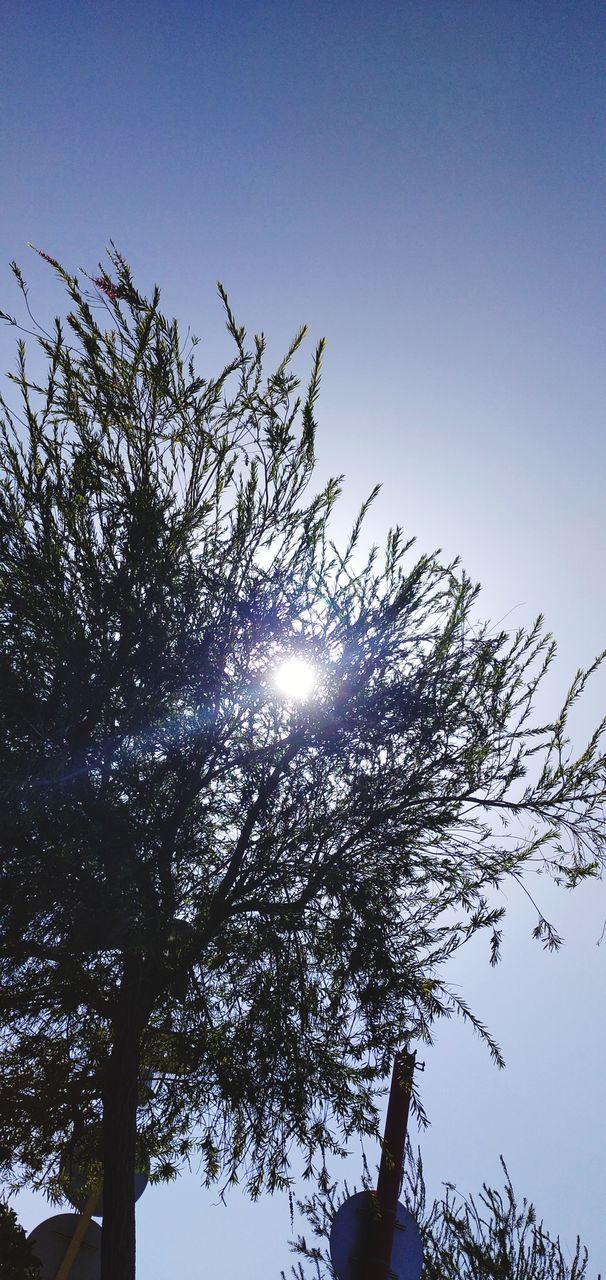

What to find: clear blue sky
left=2, top=1, right=605, bottom=1275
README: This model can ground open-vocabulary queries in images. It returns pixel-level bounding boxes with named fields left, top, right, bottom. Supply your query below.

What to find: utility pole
left=327, top=1048, right=424, bottom=1280
left=364, top=1049, right=416, bottom=1280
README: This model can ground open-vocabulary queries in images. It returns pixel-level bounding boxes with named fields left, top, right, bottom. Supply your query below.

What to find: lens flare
left=273, top=656, right=316, bottom=702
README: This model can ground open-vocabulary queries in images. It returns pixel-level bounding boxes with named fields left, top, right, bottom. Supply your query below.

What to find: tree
left=0, top=1201, right=41, bottom=1280
left=289, top=1152, right=600, bottom=1280
left=418, top=1160, right=598, bottom=1280
left=0, top=248, right=605, bottom=1280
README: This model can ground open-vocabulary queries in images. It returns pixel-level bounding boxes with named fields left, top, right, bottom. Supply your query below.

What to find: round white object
left=329, top=1190, right=423, bottom=1280
left=27, top=1213, right=102, bottom=1280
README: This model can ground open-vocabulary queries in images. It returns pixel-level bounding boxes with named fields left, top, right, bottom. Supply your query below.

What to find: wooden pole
left=364, top=1049, right=415, bottom=1280
left=54, top=1184, right=100, bottom=1280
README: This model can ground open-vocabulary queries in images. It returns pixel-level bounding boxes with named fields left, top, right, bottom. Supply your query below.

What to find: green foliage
left=0, top=1202, right=41, bottom=1280
left=420, top=1158, right=596, bottom=1280
left=0, top=247, right=605, bottom=1212
left=288, top=1152, right=599, bottom=1280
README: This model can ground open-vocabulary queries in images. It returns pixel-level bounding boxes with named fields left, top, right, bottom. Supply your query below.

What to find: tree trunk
left=100, top=956, right=143, bottom=1280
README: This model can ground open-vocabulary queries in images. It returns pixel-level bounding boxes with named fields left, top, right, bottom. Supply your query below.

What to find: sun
left=273, top=656, right=316, bottom=702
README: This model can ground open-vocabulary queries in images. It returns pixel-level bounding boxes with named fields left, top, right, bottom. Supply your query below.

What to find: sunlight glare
left=273, top=656, right=316, bottom=702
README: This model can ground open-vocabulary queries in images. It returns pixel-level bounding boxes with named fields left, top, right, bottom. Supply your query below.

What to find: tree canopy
left=0, top=248, right=605, bottom=1279
left=0, top=1201, right=41, bottom=1280
left=290, top=1152, right=600, bottom=1280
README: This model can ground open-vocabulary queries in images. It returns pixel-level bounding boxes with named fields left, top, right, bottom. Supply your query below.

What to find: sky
left=1, top=1, right=605, bottom=1275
